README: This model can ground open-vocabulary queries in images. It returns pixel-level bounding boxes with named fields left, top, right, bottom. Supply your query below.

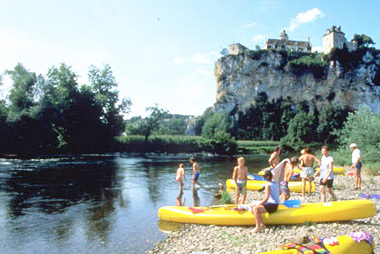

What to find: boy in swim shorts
left=190, top=157, right=203, bottom=189
left=232, top=157, right=248, bottom=205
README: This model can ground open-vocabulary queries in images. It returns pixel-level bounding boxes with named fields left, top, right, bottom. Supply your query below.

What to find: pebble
left=147, top=173, right=380, bottom=254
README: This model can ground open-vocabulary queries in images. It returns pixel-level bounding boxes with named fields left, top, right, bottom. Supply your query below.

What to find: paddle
left=359, top=194, right=380, bottom=200
left=282, top=199, right=301, bottom=208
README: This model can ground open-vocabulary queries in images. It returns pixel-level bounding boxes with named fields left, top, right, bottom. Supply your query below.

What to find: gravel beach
left=148, top=172, right=380, bottom=254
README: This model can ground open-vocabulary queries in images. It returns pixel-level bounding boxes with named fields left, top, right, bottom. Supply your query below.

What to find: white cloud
left=172, top=57, right=187, bottom=64
left=191, top=53, right=211, bottom=64
left=312, top=46, right=323, bottom=53
left=244, top=22, right=257, bottom=29
left=288, top=8, right=325, bottom=32
left=252, top=34, right=267, bottom=43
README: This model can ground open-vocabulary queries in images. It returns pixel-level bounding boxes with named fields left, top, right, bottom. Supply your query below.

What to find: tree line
left=0, top=63, right=130, bottom=155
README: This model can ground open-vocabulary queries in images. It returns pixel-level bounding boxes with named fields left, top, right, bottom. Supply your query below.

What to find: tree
left=332, top=107, right=380, bottom=162
left=88, top=65, right=132, bottom=138
left=201, top=112, right=233, bottom=139
left=5, top=63, right=37, bottom=119
left=280, top=111, right=315, bottom=149
left=140, top=104, right=168, bottom=142
left=220, top=48, right=228, bottom=56
left=352, top=34, right=375, bottom=48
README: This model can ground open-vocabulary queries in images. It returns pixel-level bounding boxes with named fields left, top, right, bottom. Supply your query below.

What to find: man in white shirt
left=350, top=143, right=362, bottom=190
left=314, top=146, right=337, bottom=202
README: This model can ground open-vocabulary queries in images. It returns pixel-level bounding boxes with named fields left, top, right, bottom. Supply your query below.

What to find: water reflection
left=175, top=190, right=184, bottom=206
left=192, top=189, right=200, bottom=207
left=0, top=156, right=128, bottom=247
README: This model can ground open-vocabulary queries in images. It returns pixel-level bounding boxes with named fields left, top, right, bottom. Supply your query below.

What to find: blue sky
left=1, top=0, right=379, bottom=117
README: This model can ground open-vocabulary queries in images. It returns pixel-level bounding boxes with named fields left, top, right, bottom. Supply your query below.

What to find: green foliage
left=280, top=111, right=316, bottom=150
left=237, top=93, right=295, bottom=140
left=201, top=112, right=234, bottom=139
left=220, top=190, right=234, bottom=204
left=288, top=53, right=327, bottom=79
left=352, top=34, right=375, bottom=48
left=332, top=107, right=380, bottom=166
left=116, top=134, right=237, bottom=155
left=0, top=63, right=130, bottom=154
left=201, top=131, right=237, bottom=156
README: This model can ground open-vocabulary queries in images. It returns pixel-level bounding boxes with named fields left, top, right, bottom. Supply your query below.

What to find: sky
left=0, top=0, right=379, bottom=118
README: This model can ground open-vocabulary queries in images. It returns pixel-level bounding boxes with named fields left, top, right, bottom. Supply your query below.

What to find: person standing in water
left=175, top=163, right=185, bottom=191
left=350, top=143, right=362, bottom=190
left=268, top=146, right=281, bottom=168
left=232, top=157, right=248, bottom=205
left=299, top=147, right=320, bottom=200
left=190, top=157, right=203, bottom=189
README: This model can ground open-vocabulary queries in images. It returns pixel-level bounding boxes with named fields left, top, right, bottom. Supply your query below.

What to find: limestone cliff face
left=214, top=50, right=380, bottom=115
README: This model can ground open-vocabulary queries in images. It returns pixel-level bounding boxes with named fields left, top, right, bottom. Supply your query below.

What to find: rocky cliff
left=214, top=49, right=380, bottom=115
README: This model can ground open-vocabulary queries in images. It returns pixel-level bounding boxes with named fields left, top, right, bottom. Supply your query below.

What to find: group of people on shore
left=174, top=144, right=362, bottom=233
left=232, top=143, right=362, bottom=233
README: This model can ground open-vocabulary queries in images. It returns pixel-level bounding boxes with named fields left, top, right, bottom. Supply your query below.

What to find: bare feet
left=249, top=227, right=260, bottom=233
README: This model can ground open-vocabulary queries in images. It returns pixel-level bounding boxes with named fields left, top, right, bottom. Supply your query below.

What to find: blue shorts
left=353, top=161, right=362, bottom=171
left=193, top=172, right=200, bottom=181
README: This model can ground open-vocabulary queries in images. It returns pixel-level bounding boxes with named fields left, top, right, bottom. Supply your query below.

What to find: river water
left=0, top=154, right=269, bottom=254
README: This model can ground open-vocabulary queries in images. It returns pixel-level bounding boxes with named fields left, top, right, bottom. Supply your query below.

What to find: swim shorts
left=353, top=161, right=362, bottom=171
left=280, top=181, right=290, bottom=196
left=236, top=179, right=247, bottom=195
left=263, top=203, right=279, bottom=213
left=300, top=167, right=314, bottom=179
left=193, top=172, right=200, bottom=181
left=320, top=179, right=333, bottom=188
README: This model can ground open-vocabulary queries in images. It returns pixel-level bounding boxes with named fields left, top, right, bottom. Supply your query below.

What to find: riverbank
left=148, top=172, right=380, bottom=254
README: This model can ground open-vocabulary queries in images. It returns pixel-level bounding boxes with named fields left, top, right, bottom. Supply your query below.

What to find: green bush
left=220, top=190, right=234, bottom=204
left=332, top=107, right=380, bottom=174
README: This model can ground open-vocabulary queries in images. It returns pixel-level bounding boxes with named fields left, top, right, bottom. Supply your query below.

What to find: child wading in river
left=176, top=163, right=185, bottom=191
left=250, top=170, right=279, bottom=233
left=232, top=157, right=248, bottom=205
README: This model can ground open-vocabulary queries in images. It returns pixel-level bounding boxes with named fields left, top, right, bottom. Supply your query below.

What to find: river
left=0, top=154, right=269, bottom=254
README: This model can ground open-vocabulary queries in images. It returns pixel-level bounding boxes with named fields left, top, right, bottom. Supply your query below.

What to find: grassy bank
left=237, top=140, right=280, bottom=154
left=115, top=136, right=280, bottom=155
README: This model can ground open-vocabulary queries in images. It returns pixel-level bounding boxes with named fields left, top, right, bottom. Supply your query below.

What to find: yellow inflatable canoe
left=226, top=179, right=315, bottom=193
left=258, top=167, right=346, bottom=176
left=258, top=234, right=375, bottom=254
left=158, top=200, right=376, bottom=226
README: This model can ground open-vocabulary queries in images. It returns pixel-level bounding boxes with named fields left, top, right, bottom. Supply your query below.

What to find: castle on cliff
left=228, top=26, right=355, bottom=55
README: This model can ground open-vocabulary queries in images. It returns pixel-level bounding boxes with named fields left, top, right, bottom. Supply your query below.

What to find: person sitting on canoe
left=314, top=146, right=337, bottom=203
left=250, top=170, right=280, bottom=233
left=176, top=163, right=185, bottom=191
left=268, top=146, right=281, bottom=168
left=232, top=157, right=248, bottom=205
left=280, top=157, right=299, bottom=203
left=299, top=147, right=321, bottom=200
left=190, top=157, right=203, bottom=189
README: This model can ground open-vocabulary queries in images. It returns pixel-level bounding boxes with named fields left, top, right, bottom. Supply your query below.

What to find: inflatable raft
left=258, top=233, right=375, bottom=254
left=158, top=200, right=376, bottom=226
left=226, top=179, right=315, bottom=193
left=258, top=167, right=346, bottom=176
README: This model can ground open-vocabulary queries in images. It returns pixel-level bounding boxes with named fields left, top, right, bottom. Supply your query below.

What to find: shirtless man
left=299, top=147, right=320, bottom=200
left=190, top=157, right=203, bottom=189
left=232, top=157, right=248, bottom=205
left=268, top=146, right=281, bottom=168
left=280, top=157, right=299, bottom=203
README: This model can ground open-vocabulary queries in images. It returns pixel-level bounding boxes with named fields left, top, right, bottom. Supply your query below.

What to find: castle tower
left=323, top=26, right=348, bottom=54
left=279, top=30, right=289, bottom=41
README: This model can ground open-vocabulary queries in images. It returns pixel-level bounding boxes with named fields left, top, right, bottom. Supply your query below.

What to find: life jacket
left=281, top=235, right=330, bottom=254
